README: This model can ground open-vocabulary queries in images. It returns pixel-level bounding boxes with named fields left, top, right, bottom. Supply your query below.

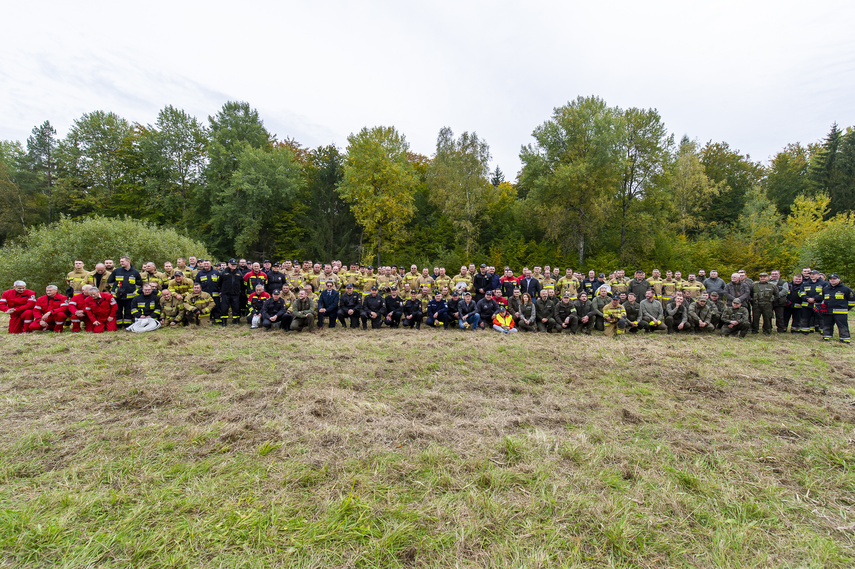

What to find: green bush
left=800, top=222, right=855, bottom=283
left=0, top=216, right=210, bottom=292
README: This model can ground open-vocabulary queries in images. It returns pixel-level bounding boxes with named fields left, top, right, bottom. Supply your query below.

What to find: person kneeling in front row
left=492, top=305, right=517, bottom=334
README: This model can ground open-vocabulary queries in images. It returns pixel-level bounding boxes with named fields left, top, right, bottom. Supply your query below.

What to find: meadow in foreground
left=1, top=326, right=854, bottom=568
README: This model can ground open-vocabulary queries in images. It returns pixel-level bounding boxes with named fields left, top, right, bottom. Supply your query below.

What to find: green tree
left=800, top=216, right=855, bottom=282
left=808, top=124, right=855, bottom=216
left=54, top=110, right=135, bottom=216
left=738, top=187, right=783, bottom=273
left=0, top=142, right=46, bottom=244
left=22, top=121, right=58, bottom=223
left=699, top=141, right=764, bottom=228
left=140, top=106, right=207, bottom=229
left=426, top=127, right=493, bottom=259
left=613, top=107, right=673, bottom=254
left=210, top=144, right=303, bottom=258
left=291, top=144, right=359, bottom=261
left=764, top=142, right=811, bottom=216
left=780, top=193, right=830, bottom=272
left=196, top=101, right=272, bottom=255
left=0, top=161, right=43, bottom=243
left=490, top=166, right=505, bottom=187
left=670, top=138, right=722, bottom=236
left=338, top=126, right=418, bottom=266
left=519, top=96, right=620, bottom=266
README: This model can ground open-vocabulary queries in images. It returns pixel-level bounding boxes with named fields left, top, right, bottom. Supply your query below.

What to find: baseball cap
left=829, top=274, right=840, bottom=279
left=228, top=258, right=237, bottom=264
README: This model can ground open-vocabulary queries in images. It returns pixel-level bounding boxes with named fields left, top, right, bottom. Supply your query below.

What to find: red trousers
left=29, top=314, right=67, bottom=332
left=7, top=310, right=34, bottom=334
left=85, top=315, right=118, bottom=333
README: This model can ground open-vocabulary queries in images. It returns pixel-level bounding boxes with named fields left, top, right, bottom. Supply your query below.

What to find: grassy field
left=1, top=324, right=854, bottom=568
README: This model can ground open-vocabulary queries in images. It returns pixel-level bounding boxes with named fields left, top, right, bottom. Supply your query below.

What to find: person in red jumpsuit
left=67, top=284, right=93, bottom=332
left=82, top=287, right=118, bottom=333
left=29, top=285, right=69, bottom=332
left=0, top=281, right=37, bottom=334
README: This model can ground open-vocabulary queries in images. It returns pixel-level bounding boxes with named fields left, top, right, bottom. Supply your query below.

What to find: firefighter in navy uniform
left=218, top=259, right=244, bottom=327
left=194, top=260, right=222, bottom=324
left=821, top=274, right=854, bottom=343
left=266, top=263, right=287, bottom=295
left=384, top=287, right=404, bottom=328
left=337, top=283, right=362, bottom=329
left=402, top=290, right=423, bottom=329
left=106, top=256, right=141, bottom=327
left=361, top=286, right=386, bottom=329
left=801, top=270, right=826, bottom=334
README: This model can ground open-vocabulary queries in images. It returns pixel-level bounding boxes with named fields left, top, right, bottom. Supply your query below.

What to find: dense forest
left=1, top=97, right=853, bottom=277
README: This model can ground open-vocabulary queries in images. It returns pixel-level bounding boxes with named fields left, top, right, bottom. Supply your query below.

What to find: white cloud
left=2, top=0, right=854, bottom=175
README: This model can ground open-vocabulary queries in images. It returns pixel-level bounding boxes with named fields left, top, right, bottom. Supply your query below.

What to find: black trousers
left=361, top=315, right=384, bottom=329
left=402, top=313, right=422, bottom=328
left=319, top=308, right=338, bottom=328
left=116, top=297, right=134, bottom=325
left=385, top=311, right=402, bottom=328
left=338, top=310, right=361, bottom=328
left=220, top=293, right=242, bottom=323
left=262, top=314, right=293, bottom=330
left=822, top=313, right=851, bottom=341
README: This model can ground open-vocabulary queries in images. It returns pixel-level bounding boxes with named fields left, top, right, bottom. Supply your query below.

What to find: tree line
left=1, top=96, right=853, bottom=279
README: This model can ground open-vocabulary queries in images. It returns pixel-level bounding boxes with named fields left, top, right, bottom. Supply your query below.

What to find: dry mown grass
left=1, top=326, right=854, bottom=568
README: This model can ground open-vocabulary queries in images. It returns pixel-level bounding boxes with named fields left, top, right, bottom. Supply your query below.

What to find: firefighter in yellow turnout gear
left=603, top=294, right=629, bottom=338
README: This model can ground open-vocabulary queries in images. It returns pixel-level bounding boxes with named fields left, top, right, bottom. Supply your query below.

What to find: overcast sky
left=2, top=0, right=854, bottom=178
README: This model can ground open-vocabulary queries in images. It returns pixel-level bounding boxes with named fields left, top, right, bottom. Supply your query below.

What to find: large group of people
left=1, top=256, right=852, bottom=342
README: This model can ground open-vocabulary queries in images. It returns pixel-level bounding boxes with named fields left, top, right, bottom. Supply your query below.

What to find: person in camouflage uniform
left=688, top=296, right=718, bottom=333
left=720, top=297, right=750, bottom=337
left=752, top=272, right=778, bottom=335
left=290, top=288, right=317, bottom=332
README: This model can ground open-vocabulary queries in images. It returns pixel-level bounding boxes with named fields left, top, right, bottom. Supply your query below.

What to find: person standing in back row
left=821, top=274, right=853, bottom=343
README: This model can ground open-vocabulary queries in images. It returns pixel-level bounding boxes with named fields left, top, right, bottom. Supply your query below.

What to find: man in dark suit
left=518, top=267, right=541, bottom=298
left=318, top=280, right=340, bottom=329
